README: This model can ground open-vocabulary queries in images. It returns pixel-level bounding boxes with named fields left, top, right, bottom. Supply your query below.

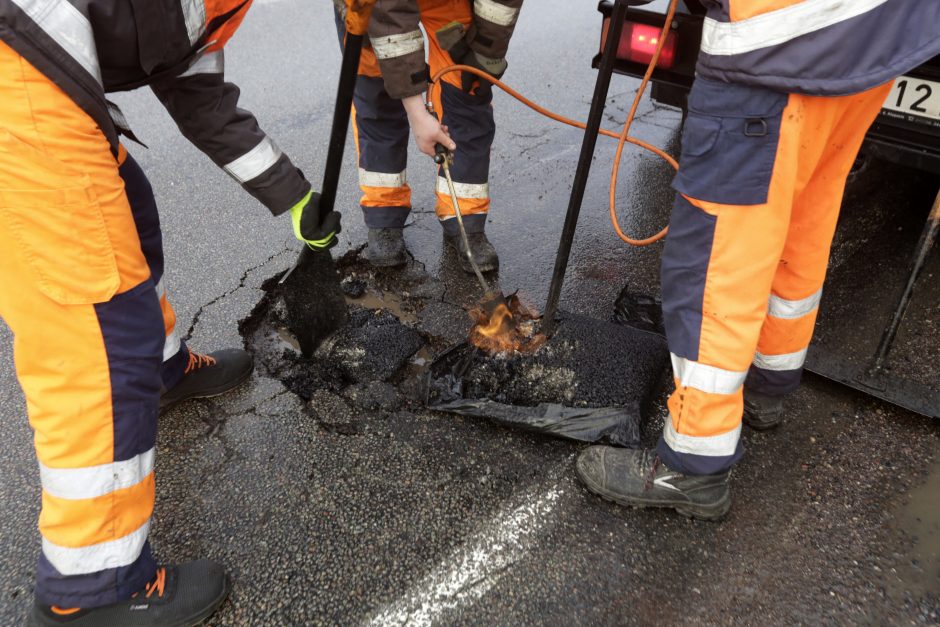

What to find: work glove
left=290, top=191, right=341, bottom=250
left=436, top=21, right=507, bottom=97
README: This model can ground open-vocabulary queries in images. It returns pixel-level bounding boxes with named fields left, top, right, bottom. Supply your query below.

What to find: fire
left=468, top=293, right=545, bottom=354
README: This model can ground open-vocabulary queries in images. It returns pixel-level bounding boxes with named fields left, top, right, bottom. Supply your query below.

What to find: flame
left=468, top=293, right=545, bottom=355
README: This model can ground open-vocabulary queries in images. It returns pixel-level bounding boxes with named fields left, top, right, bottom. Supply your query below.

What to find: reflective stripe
left=753, top=348, right=807, bottom=371
left=180, top=50, right=224, bottom=77
left=474, top=0, right=519, bottom=26
left=371, top=30, right=424, bottom=60
left=180, top=0, right=207, bottom=46
left=436, top=177, right=489, bottom=199
left=163, top=324, right=181, bottom=361
left=359, top=168, right=407, bottom=188
left=39, top=449, right=155, bottom=501
left=12, top=0, right=101, bottom=84
left=701, top=0, right=888, bottom=56
left=767, top=288, right=822, bottom=320
left=223, top=136, right=282, bottom=183
left=155, top=279, right=182, bottom=361
left=663, top=419, right=741, bottom=457
left=42, top=521, right=150, bottom=576
left=670, top=354, right=747, bottom=396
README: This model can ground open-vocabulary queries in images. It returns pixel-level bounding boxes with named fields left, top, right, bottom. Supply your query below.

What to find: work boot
left=576, top=446, right=731, bottom=521
left=28, top=560, right=229, bottom=626
left=743, top=389, right=785, bottom=430
left=366, top=227, right=408, bottom=267
left=160, top=349, right=253, bottom=409
left=444, top=231, right=499, bottom=274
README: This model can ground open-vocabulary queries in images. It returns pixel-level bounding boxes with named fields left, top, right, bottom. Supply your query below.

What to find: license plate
left=881, top=75, right=940, bottom=129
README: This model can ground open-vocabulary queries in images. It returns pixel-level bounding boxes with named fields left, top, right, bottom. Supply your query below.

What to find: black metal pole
left=870, top=186, right=940, bottom=372
left=542, top=0, right=628, bottom=336
left=320, top=32, right=364, bottom=213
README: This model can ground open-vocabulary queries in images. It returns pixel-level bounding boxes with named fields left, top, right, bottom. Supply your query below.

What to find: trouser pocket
left=0, top=130, right=120, bottom=305
left=673, top=79, right=789, bottom=206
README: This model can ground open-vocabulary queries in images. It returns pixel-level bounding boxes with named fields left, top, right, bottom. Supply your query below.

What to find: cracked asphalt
left=1, top=1, right=939, bottom=625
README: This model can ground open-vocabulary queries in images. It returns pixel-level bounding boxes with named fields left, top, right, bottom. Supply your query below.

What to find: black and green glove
left=290, top=191, right=341, bottom=250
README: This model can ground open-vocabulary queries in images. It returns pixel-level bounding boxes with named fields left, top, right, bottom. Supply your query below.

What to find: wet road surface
left=1, top=1, right=938, bottom=624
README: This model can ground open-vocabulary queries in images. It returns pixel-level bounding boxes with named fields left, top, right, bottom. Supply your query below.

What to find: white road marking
left=367, top=481, right=566, bottom=627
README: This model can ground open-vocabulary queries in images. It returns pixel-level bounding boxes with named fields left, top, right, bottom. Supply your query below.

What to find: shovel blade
left=280, top=247, right=348, bottom=357
left=805, top=345, right=940, bottom=419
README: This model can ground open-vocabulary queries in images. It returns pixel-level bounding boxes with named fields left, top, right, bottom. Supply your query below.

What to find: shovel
left=278, top=7, right=373, bottom=357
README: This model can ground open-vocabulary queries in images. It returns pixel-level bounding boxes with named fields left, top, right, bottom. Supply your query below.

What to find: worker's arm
left=467, top=0, right=524, bottom=60
left=366, top=1, right=454, bottom=157
left=435, top=0, right=524, bottom=95
left=367, top=0, right=428, bottom=99
left=149, top=51, right=310, bottom=217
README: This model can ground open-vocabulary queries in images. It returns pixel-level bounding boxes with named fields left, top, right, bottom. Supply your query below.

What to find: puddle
left=890, top=451, right=940, bottom=605
left=347, top=289, right=418, bottom=325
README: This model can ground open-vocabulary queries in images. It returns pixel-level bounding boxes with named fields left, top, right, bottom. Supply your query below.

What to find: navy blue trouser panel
left=119, top=152, right=189, bottom=390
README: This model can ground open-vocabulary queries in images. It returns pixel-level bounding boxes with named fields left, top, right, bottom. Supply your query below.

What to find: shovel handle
left=320, top=32, right=365, bottom=214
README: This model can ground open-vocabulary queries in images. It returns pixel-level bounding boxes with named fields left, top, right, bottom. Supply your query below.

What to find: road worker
left=335, top=0, right=524, bottom=271
left=0, top=1, right=339, bottom=624
left=576, top=0, right=940, bottom=520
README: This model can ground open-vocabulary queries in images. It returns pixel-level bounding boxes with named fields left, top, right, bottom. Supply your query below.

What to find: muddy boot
left=576, top=446, right=731, bottom=521
left=743, top=389, right=785, bottom=430
left=160, top=349, right=253, bottom=409
left=366, top=227, right=408, bottom=267
left=28, top=561, right=229, bottom=626
left=444, top=231, right=499, bottom=273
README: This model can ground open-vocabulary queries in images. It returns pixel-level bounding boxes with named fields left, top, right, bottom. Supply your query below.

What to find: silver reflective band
left=224, top=136, right=282, bottom=183
left=663, top=420, right=741, bottom=457
left=701, top=0, right=888, bottom=57
left=670, top=354, right=747, bottom=395
left=753, top=348, right=807, bottom=371
left=40, top=448, right=155, bottom=501
left=371, top=30, right=424, bottom=60
left=767, top=288, right=822, bottom=320
left=180, top=50, right=224, bottom=77
left=180, top=0, right=207, bottom=46
left=474, top=0, right=519, bottom=27
left=43, top=521, right=150, bottom=576
left=436, top=177, right=489, bottom=199
left=12, top=0, right=101, bottom=85
left=154, top=277, right=182, bottom=361
left=359, top=168, right=407, bottom=188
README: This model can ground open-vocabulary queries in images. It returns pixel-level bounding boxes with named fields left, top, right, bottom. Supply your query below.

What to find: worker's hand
left=290, top=191, right=341, bottom=250
left=403, top=95, right=456, bottom=157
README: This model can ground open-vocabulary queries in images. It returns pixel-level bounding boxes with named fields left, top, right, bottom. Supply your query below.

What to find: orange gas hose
left=427, top=0, right=680, bottom=246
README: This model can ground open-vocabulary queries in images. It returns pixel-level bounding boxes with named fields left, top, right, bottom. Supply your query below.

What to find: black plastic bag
left=426, top=313, right=670, bottom=447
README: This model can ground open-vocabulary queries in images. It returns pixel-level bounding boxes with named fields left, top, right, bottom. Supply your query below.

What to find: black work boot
left=444, top=231, right=499, bottom=273
left=743, top=389, right=785, bottom=430
left=366, top=227, right=408, bottom=267
left=28, top=560, right=229, bottom=626
left=160, top=349, right=253, bottom=409
left=576, top=446, right=731, bottom=521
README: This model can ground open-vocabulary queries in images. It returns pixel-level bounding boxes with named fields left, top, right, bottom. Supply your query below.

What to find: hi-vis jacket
left=0, top=0, right=310, bottom=214
left=696, top=0, right=940, bottom=96
left=366, top=0, right=523, bottom=99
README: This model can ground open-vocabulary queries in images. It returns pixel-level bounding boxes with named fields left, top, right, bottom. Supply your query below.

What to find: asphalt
left=1, top=0, right=939, bottom=625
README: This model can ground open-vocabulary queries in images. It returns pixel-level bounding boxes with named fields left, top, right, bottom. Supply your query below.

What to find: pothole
left=239, top=249, right=671, bottom=443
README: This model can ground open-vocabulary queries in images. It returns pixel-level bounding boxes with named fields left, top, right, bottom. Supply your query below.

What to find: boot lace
left=185, top=351, right=217, bottom=374
left=132, top=567, right=167, bottom=600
